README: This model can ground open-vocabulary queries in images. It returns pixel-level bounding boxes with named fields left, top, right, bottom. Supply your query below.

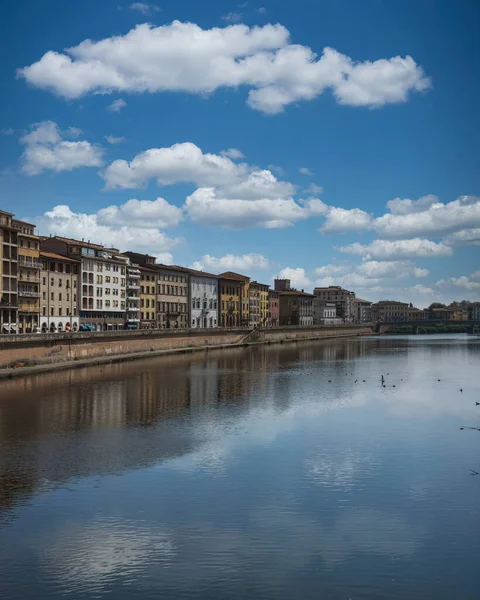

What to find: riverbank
left=0, top=325, right=373, bottom=379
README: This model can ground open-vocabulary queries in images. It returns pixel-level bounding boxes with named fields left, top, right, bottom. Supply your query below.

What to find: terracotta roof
left=219, top=271, right=250, bottom=281
left=49, top=235, right=111, bottom=250
left=279, top=290, right=314, bottom=297
left=156, top=264, right=191, bottom=273
left=40, top=251, right=80, bottom=263
left=250, top=280, right=269, bottom=288
left=12, top=218, right=36, bottom=228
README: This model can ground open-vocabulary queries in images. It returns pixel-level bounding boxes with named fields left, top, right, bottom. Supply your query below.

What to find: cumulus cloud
left=314, top=264, right=348, bottom=276
left=220, top=148, right=245, bottom=159
left=97, top=197, right=183, bottom=228
left=385, top=194, right=438, bottom=215
left=185, top=186, right=326, bottom=229
left=320, top=206, right=372, bottom=234
left=303, top=183, right=323, bottom=195
left=436, top=276, right=480, bottom=291
left=337, top=238, right=453, bottom=260
left=192, top=253, right=271, bottom=272
left=35, top=204, right=181, bottom=259
left=18, top=21, right=430, bottom=114
left=278, top=267, right=311, bottom=289
left=299, top=167, right=313, bottom=176
left=104, top=135, right=126, bottom=144
left=443, top=228, right=480, bottom=247
left=107, top=99, right=127, bottom=112
left=102, top=142, right=248, bottom=189
left=373, top=194, right=480, bottom=240
left=221, top=12, right=243, bottom=23
left=129, top=2, right=161, bottom=15
left=20, top=120, right=104, bottom=175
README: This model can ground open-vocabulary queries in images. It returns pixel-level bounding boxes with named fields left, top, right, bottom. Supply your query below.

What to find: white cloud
left=314, top=264, right=348, bottom=277
left=320, top=207, right=372, bottom=234
left=129, top=2, right=161, bottom=15
left=107, top=99, right=127, bottom=112
left=102, top=141, right=248, bottom=189
left=220, top=148, right=245, bottom=159
left=413, top=267, right=429, bottom=278
left=97, top=197, right=183, bottom=228
left=185, top=182, right=327, bottom=229
left=385, top=194, right=438, bottom=215
left=18, top=21, right=430, bottom=114
left=436, top=276, right=480, bottom=291
left=20, top=121, right=104, bottom=175
left=337, top=238, right=453, bottom=260
left=471, top=270, right=480, bottom=281
left=374, top=194, right=480, bottom=240
left=256, top=7, right=267, bottom=14
left=1, top=128, right=15, bottom=135
left=192, top=253, right=271, bottom=272
left=303, top=183, right=323, bottom=195
left=299, top=167, right=313, bottom=176
left=278, top=267, right=311, bottom=289
left=221, top=12, right=243, bottom=23
left=443, top=228, right=480, bottom=247
left=411, top=284, right=434, bottom=295
left=35, top=204, right=181, bottom=258
left=104, top=135, right=126, bottom=144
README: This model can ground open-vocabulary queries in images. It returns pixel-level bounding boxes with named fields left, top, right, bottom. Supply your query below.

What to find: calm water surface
left=0, top=335, right=479, bottom=599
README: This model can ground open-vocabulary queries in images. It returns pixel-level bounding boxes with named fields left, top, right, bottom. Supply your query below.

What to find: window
left=58, top=279, right=62, bottom=287
left=51, top=292, right=54, bottom=300
left=67, top=294, right=70, bottom=302
left=105, top=288, right=111, bottom=295
left=105, top=300, right=111, bottom=307
left=113, top=277, right=118, bottom=284
left=74, top=280, right=77, bottom=288
left=67, top=307, right=70, bottom=316
left=59, top=307, right=62, bottom=316
left=96, top=299, right=102, bottom=309
left=74, top=294, right=77, bottom=302
left=106, top=264, right=111, bottom=271
left=140, top=286, right=144, bottom=294
left=141, top=312, right=144, bottom=320
left=97, top=263, right=103, bottom=272
left=50, top=307, right=54, bottom=316
left=121, top=278, right=125, bottom=286
left=105, top=276, right=111, bottom=283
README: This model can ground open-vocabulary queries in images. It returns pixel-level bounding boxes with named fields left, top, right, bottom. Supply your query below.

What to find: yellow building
left=13, top=219, right=41, bottom=333
left=219, top=273, right=244, bottom=327
left=0, top=210, right=18, bottom=333
left=250, top=281, right=270, bottom=327
left=258, top=282, right=270, bottom=326
left=140, top=266, right=157, bottom=328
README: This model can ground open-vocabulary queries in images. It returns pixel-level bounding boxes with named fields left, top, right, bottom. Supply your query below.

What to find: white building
left=40, top=237, right=126, bottom=331
left=313, top=285, right=356, bottom=323
left=124, top=261, right=141, bottom=329
left=188, top=269, right=219, bottom=328
left=314, top=299, right=342, bottom=325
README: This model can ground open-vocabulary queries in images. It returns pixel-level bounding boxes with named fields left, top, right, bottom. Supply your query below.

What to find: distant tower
left=274, top=278, right=291, bottom=292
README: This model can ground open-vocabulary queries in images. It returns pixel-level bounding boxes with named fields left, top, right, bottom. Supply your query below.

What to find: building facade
left=371, top=301, right=410, bottom=322
left=121, top=252, right=157, bottom=329
left=156, top=265, right=189, bottom=328
left=268, top=289, right=279, bottom=327
left=13, top=219, right=41, bottom=334
left=469, top=303, right=480, bottom=320
left=41, top=237, right=126, bottom=331
left=125, top=260, right=141, bottom=329
left=313, top=286, right=356, bottom=322
left=40, top=252, right=80, bottom=332
left=279, top=290, right=314, bottom=326
left=355, top=298, right=372, bottom=323
left=188, top=269, right=219, bottom=328
left=253, top=281, right=270, bottom=326
left=0, top=210, right=18, bottom=333
left=314, top=299, right=341, bottom=325
left=219, top=274, right=244, bottom=327
left=219, top=272, right=251, bottom=326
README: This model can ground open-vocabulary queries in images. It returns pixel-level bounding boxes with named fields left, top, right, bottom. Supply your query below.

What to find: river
left=0, top=335, right=478, bottom=599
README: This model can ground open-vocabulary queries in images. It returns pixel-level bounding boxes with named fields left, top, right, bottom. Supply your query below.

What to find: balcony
left=127, top=271, right=141, bottom=278
left=18, top=290, right=40, bottom=298
left=18, top=274, right=40, bottom=283
left=127, top=306, right=140, bottom=311
left=127, top=283, right=140, bottom=289
left=126, top=317, right=140, bottom=322
left=127, top=295, right=140, bottom=301
left=18, top=256, right=42, bottom=269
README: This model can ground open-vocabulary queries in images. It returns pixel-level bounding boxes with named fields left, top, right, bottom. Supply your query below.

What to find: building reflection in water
left=0, top=339, right=373, bottom=515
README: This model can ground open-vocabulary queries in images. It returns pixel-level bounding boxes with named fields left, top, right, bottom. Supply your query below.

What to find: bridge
left=376, top=320, right=480, bottom=335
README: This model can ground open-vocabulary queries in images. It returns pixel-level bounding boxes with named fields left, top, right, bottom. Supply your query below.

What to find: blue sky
left=1, top=0, right=479, bottom=306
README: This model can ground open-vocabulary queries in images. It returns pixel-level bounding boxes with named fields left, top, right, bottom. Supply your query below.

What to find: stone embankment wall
left=0, top=325, right=373, bottom=376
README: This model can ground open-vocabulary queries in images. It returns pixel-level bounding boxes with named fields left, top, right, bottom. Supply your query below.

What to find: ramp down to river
left=0, top=325, right=373, bottom=378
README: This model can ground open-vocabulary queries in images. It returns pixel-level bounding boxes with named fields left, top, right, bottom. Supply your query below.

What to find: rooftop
left=40, top=251, right=81, bottom=263
left=279, top=290, right=314, bottom=297
left=219, top=271, right=250, bottom=282
left=47, top=235, right=116, bottom=251
left=185, top=267, right=219, bottom=279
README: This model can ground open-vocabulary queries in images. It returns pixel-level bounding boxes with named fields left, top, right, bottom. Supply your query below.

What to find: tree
left=428, top=302, right=446, bottom=310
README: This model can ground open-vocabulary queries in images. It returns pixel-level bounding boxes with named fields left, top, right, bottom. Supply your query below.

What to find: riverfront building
left=0, top=210, right=18, bottom=333
left=219, top=272, right=244, bottom=327
left=275, top=279, right=314, bottom=326
left=188, top=268, right=219, bottom=328
left=314, top=300, right=340, bottom=325
left=155, top=265, right=189, bottom=329
left=13, top=220, right=41, bottom=334
left=313, top=286, right=356, bottom=323
left=371, top=300, right=410, bottom=323
left=41, top=237, right=127, bottom=331
left=355, top=298, right=372, bottom=323
left=249, top=281, right=269, bottom=327
left=40, top=252, right=80, bottom=332
left=121, top=252, right=157, bottom=330
left=268, top=289, right=279, bottom=327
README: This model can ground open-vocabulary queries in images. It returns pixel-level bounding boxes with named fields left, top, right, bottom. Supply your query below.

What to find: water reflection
left=0, top=335, right=479, bottom=599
